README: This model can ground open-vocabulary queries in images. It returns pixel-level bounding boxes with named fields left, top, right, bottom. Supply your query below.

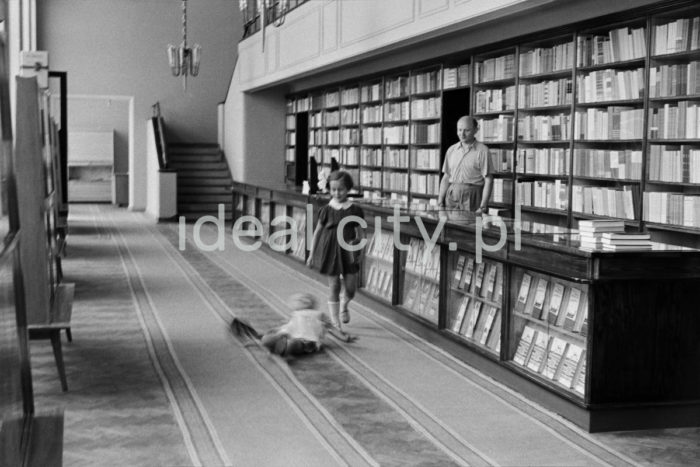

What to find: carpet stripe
left=146, top=222, right=379, bottom=467
left=157, top=223, right=464, bottom=467
left=244, top=237, right=641, bottom=467
left=210, top=247, right=495, bottom=467
left=101, top=207, right=229, bottom=466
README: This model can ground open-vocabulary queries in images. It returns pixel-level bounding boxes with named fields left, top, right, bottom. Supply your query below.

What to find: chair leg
left=49, top=331, right=68, bottom=392
left=65, top=328, right=72, bottom=342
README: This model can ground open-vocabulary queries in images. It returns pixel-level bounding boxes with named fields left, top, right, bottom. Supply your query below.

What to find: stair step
left=178, top=203, right=232, bottom=212
left=170, top=161, right=228, bottom=170
left=168, top=144, right=219, bottom=155
left=178, top=194, right=232, bottom=203
left=178, top=170, right=231, bottom=179
left=168, top=154, right=223, bottom=163
left=178, top=186, right=232, bottom=195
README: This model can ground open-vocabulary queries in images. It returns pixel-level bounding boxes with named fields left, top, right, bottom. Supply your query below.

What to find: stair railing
left=151, top=102, right=169, bottom=170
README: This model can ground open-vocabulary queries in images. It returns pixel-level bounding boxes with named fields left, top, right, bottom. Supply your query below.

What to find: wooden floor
left=27, top=204, right=700, bottom=466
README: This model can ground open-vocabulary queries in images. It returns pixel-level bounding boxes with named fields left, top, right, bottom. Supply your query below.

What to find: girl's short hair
left=328, top=170, right=354, bottom=190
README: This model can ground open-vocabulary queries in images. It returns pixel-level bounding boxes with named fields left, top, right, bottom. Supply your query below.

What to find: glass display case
left=362, top=229, right=394, bottom=302
left=399, top=237, right=440, bottom=325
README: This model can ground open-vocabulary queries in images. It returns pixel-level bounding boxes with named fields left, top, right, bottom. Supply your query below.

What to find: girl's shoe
left=340, top=308, right=350, bottom=324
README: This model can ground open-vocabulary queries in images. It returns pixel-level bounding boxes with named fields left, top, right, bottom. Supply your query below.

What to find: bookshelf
left=645, top=4, right=700, bottom=232
left=285, top=98, right=296, bottom=183
left=283, top=1, right=700, bottom=246
left=446, top=252, right=503, bottom=356
left=359, top=77, right=384, bottom=197
left=231, top=181, right=700, bottom=431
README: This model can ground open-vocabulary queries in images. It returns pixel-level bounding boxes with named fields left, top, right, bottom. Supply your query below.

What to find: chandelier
left=167, top=0, right=201, bottom=89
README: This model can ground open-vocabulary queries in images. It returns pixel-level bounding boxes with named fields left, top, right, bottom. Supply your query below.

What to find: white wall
left=35, top=0, right=240, bottom=211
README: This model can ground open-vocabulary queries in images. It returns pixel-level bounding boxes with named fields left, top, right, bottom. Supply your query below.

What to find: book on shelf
left=577, top=219, right=626, bottom=233
left=473, top=261, right=486, bottom=296
left=492, top=266, right=503, bottom=304
left=513, top=325, right=536, bottom=366
left=526, top=331, right=550, bottom=373
left=482, top=263, right=498, bottom=300
left=453, top=255, right=466, bottom=287
left=486, top=310, right=502, bottom=352
left=514, top=273, right=533, bottom=314
left=600, top=233, right=650, bottom=241
left=381, top=270, right=393, bottom=298
left=425, top=283, right=440, bottom=319
left=463, top=300, right=483, bottom=339
left=601, top=244, right=653, bottom=251
left=452, top=297, right=470, bottom=333
left=532, top=277, right=549, bottom=320
left=404, top=277, right=419, bottom=309
left=366, top=264, right=377, bottom=290
left=547, top=283, right=565, bottom=325
left=459, top=257, right=475, bottom=290
left=562, top=287, right=582, bottom=331
left=478, top=306, right=498, bottom=346
left=556, top=343, right=584, bottom=388
left=542, top=336, right=568, bottom=380
left=575, top=306, right=588, bottom=337
left=573, top=354, right=587, bottom=396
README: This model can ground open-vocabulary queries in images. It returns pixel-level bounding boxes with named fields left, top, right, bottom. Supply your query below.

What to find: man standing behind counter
left=437, top=115, right=493, bottom=214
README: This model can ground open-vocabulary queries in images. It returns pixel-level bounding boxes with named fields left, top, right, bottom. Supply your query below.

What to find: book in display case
left=362, top=229, right=394, bottom=302
left=399, top=236, right=440, bottom=325
left=446, top=252, right=504, bottom=355
left=509, top=267, right=588, bottom=398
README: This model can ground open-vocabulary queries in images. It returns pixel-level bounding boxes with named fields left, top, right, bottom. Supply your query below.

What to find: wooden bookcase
left=232, top=181, right=700, bottom=431
left=283, top=0, right=700, bottom=247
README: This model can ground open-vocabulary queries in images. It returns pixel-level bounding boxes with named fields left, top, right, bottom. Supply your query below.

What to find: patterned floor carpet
left=28, top=204, right=700, bottom=466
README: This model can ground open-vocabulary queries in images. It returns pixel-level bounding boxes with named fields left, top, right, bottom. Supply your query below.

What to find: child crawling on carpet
left=230, top=292, right=356, bottom=358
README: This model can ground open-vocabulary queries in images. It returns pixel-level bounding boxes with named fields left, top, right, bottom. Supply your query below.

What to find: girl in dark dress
left=307, top=171, right=365, bottom=330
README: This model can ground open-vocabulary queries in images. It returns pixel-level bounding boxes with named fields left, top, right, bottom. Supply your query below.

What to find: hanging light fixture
left=167, top=0, right=201, bottom=90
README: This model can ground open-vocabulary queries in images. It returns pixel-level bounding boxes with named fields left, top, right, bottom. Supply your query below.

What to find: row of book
left=517, top=114, right=572, bottom=141
left=516, top=148, right=570, bottom=176
left=571, top=185, right=637, bottom=219
left=517, top=78, right=573, bottom=108
left=442, top=64, right=471, bottom=89
left=576, top=26, right=646, bottom=66
left=341, top=108, right=360, bottom=125
left=340, top=87, right=360, bottom=106
left=648, top=102, right=700, bottom=140
left=653, top=17, right=700, bottom=55
left=340, top=129, right=360, bottom=146
left=384, top=101, right=409, bottom=122
left=384, top=148, right=409, bottom=167
left=385, top=76, right=410, bottom=99
left=285, top=114, right=296, bottom=129
left=514, top=273, right=588, bottom=335
left=574, top=107, right=644, bottom=140
left=364, top=262, right=393, bottom=300
left=516, top=180, right=568, bottom=211
left=451, top=255, right=504, bottom=304
left=362, top=105, right=383, bottom=123
left=411, top=98, right=442, bottom=120
left=410, top=148, right=441, bottom=170
left=490, top=149, right=513, bottom=173
left=643, top=192, right=700, bottom=228
left=361, top=83, right=382, bottom=103
left=360, top=148, right=383, bottom=166
left=410, top=70, right=442, bottom=94
left=491, top=179, right=513, bottom=204
left=475, top=54, right=516, bottom=83
left=409, top=173, right=440, bottom=196
left=384, top=125, right=410, bottom=145
left=359, top=170, right=381, bottom=190
left=647, top=145, right=700, bottom=184
left=477, top=115, right=515, bottom=142
left=411, top=123, right=440, bottom=144
left=649, top=61, right=700, bottom=97
left=572, top=148, right=643, bottom=180
left=403, top=276, right=439, bottom=324
left=285, top=147, right=295, bottom=162
left=513, top=326, right=586, bottom=396
left=404, top=238, right=440, bottom=281
left=576, top=68, right=645, bottom=103
left=382, top=171, right=409, bottom=192
left=450, top=298, right=501, bottom=352
left=338, top=147, right=360, bottom=166
left=285, top=131, right=296, bottom=146
left=519, top=42, right=574, bottom=76
left=475, top=87, right=516, bottom=113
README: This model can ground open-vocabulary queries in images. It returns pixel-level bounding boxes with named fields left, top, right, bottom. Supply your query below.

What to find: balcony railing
left=241, top=0, right=309, bottom=39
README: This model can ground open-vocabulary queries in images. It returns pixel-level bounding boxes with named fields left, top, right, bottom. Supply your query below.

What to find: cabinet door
left=508, top=267, right=589, bottom=398
left=361, top=229, right=395, bottom=302
left=398, top=237, right=440, bottom=325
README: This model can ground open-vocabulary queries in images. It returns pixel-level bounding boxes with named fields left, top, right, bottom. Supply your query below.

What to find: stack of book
left=578, top=219, right=625, bottom=249
left=578, top=219, right=653, bottom=250
left=600, top=232, right=652, bottom=251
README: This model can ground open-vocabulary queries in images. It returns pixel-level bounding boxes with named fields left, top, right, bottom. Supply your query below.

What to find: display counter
left=231, top=181, right=700, bottom=432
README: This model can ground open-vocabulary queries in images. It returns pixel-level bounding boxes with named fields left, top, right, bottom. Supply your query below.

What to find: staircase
left=168, top=143, right=233, bottom=222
